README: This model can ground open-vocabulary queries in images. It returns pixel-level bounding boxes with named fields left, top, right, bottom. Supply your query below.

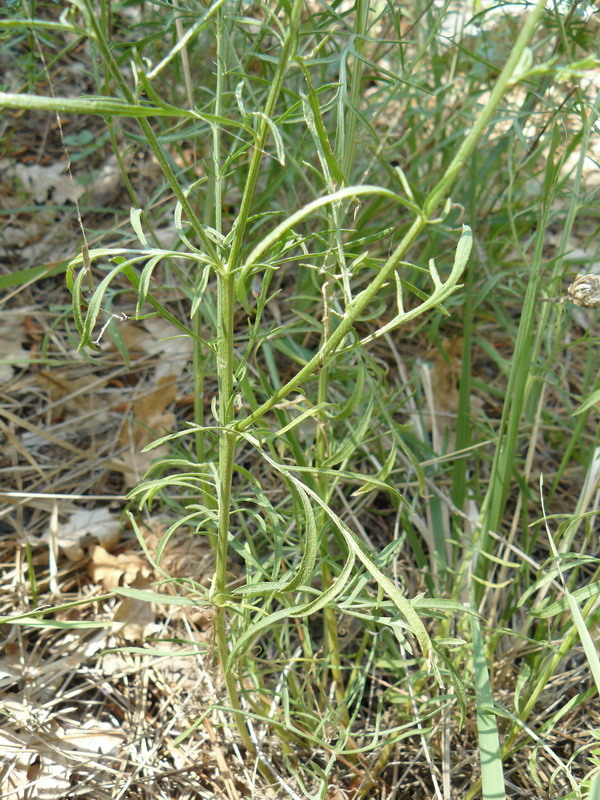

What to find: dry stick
left=31, top=26, right=94, bottom=294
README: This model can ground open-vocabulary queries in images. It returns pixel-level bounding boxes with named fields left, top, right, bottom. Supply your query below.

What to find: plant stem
left=226, top=0, right=303, bottom=274
left=211, top=0, right=303, bottom=755
left=77, top=0, right=222, bottom=269
left=213, top=263, right=257, bottom=750
left=316, top=0, right=371, bottom=723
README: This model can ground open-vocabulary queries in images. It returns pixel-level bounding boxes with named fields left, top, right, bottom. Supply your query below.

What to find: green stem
left=338, top=0, right=369, bottom=178
left=316, top=0, right=370, bottom=722
left=213, top=265, right=257, bottom=749
left=463, top=616, right=587, bottom=800
left=316, top=278, right=348, bottom=720
left=193, top=7, right=225, bottom=512
left=422, top=0, right=548, bottom=219
left=226, top=0, right=303, bottom=273
left=211, top=0, right=303, bottom=755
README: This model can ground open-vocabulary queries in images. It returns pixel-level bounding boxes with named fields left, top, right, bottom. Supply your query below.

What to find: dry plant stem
left=235, top=0, right=549, bottom=436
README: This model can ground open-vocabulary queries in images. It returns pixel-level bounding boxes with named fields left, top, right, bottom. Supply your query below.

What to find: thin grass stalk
left=550, top=376, right=600, bottom=500
left=338, top=0, right=369, bottom=179
left=541, top=93, right=600, bottom=504
left=472, top=616, right=506, bottom=799
left=226, top=0, right=303, bottom=274
left=477, top=97, right=598, bottom=592
left=193, top=8, right=225, bottom=493
left=473, top=131, right=561, bottom=602
left=464, top=607, right=595, bottom=800
left=450, top=157, right=478, bottom=521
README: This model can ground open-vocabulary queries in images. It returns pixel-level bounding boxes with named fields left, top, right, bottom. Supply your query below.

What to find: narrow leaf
left=472, top=617, right=506, bottom=800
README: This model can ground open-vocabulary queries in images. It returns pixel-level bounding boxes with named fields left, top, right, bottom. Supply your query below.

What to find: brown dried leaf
left=44, top=507, right=121, bottom=561
left=115, top=377, right=177, bottom=488
left=0, top=313, right=29, bottom=381
left=141, top=521, right=214, bottom=585
left=430, top=336, right=462, bottom=416
left=88, top=544, right=152, bottom=590
left=110, top=317, right=192, bottom=382
left=0, top=728, right=71, bottom=800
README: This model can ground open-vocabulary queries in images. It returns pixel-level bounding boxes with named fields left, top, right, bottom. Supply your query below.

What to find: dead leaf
left=109, top=317, right=192, bottom=383
left=141, top=521, right=214, bottom=585
left=38, top=370, right=108, bottom=422
left=61, top=718, right=121, bottom=756
left=0, top=312, right=30, bottom=382
left=89, top=547, right=157, bottom=639
left=44, top=507, right=121, bottom=561
left=0, top=728, right=71, bottom=800
left=88, top=544, right=151, bottom=590
left=15, top=160, right=84, bottom=205
left=430, top=336, right=462, bottom=416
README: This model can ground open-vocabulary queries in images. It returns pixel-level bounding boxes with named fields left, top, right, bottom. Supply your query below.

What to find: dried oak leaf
left=88, top=544, right=152, bottom=590
left=44, top=507, right=121, bottom=561
left=112, top=574, right=160, bottom=641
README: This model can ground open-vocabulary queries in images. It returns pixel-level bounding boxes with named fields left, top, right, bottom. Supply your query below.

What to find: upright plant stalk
left=317, top=0, right=370, bottom=718
left=316, top=273, right=347, bottom=715
left=225, top=0, right=303, bottom=274
left=213, top=266, right=253, bottom=746
left=211, top=0, right=304, bottom=751
left=472, top=134, right=559, bottom=603
left=40, top=0, right=551, bottom=761
left=338, top=0, right=369, bottom=178
left=193, top=8, right=225, bottom=515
